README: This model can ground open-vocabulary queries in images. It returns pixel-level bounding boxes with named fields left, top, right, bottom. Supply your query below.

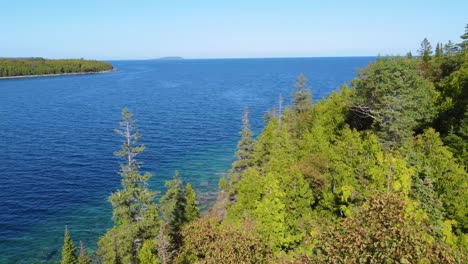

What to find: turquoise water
left=0, top=57, right=375, bottom=263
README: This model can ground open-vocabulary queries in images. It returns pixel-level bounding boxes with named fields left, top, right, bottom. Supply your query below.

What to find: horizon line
left=108, top=55, right=381, bottom=61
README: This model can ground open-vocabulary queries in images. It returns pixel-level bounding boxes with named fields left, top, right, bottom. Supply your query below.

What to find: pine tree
left=184, top=183, right=200, bottom=223
left=406, top=51, right=413, bottom=59
left=435, top=42, right=443, bottom=57
left=350, top=57, right=438, bottom=148
left=292, top=73, right=313, bottom=114
left=459, top=24, right=468, bottom=51
left=98, top=109, right=159, bottom=264
left=61, top=226, right=78, bottom=264
left=138, top=240, right=159, bottom=264
left=444, top=40, right=458, bottom=55
left=78, top=241, right=91, bottom=264
left=419, top=38, right=433, bottom=62
left=159, top=172, right=196, bottom=259
left=229, top=107, right=255, bottom=185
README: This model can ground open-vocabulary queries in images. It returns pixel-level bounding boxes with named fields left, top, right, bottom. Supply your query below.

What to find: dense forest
left=0, top=58, right=113, bottom=77
left=61, top=25, right=467, bottom=263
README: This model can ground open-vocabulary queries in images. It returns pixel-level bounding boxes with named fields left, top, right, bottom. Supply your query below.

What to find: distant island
left=0, top=58, right=114, bottom=79
left=154, top=56, right=184, bottom=60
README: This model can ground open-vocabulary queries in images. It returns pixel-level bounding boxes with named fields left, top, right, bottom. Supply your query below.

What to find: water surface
left=0, top=57, right=375, bottom=263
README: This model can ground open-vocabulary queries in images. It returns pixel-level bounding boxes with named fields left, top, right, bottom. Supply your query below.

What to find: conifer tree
left=459, top=24, right=468, bottom=51
left=78, top=241, right=91, bottom=264
left=61, top=226, right=78, bottom=264
left=159, top=172, right=199, bottom=260
left=229, top=107, right=255, bottom=184
left=444, top=40, right=458, bottom=55
left=350, top=57, right=438, bottom=148
left=184, top=183, right=199, bottom=222
left=406, top=51, right=413, bottom=59
left=419, top=38, right=433, bottom=62
left=138, top=240, right=159, bottom=264
left=435, top=42, right=443, bottom=57
left=98, top=109, right=159, bottom=264
left=292, top=73, right=313, bottom=114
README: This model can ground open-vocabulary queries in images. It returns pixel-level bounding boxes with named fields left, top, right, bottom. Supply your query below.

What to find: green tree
left=310, top=194, right=460, bottom=263
left=138, top=240, right=159, bottom=264
left=159, top=172, right=199, bottom=260
left=403, top=129, right=468, bottom=237
left=61, top=226, right=78, bottom=264
left=419, top=37, right=433, bottom=62
left=78, top=241, right=91, bottom=264
left=444, top=40, right=459, bottom=55
left=293, top=73, right=313, bottom=114
left=406, top=51, right=413, bottom=59
left=98, top=109, right=159, bottom=264
left=436, top=42, right=443, bottom=57
left=350, top=57, right=438, bottom=148
left=459, top=24, right=468, bottom=51
left=159, top=172, right=186, bottom=255
left=176, top=217, right=272, bottom=264
left=184, top=183, right=199, bottom=223
left=229, top=107, right=255, bottom=185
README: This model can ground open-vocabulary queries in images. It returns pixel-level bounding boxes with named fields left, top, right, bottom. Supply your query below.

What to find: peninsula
left=0, top=58, right=114, bottom=78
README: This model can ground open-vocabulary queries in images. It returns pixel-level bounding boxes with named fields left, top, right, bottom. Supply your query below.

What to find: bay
left=0, top=57, right=375, bottom=263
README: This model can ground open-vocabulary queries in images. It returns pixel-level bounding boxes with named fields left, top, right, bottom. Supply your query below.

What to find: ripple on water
left=0, top=57, right=375, bottom=263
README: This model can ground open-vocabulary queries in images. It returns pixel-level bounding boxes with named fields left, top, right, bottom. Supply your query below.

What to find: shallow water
left=0, top=57, right=375, bottom=263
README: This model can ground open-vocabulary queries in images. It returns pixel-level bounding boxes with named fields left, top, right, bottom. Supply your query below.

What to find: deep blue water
left=0, top=57, right=374, bottom=263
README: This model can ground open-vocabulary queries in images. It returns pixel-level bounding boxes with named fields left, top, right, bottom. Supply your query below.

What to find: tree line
left=61, top=24, right=467, bottom=263
left=0, top=58, right=113, bottom=77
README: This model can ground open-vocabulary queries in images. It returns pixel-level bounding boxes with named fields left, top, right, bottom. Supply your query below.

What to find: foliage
left=0, top=58, right=113, bottom=77
left=89, top=25, right=468, bottom=263
left=184, top=183, right=200, bottom=222
left=310, top=194, right=460, bottom=264
left=78, top=241, right=91, bottom=264
left=402, top=129, right=468, bottom=236
left=351, top=56, right=438, bottom=148
left=98, top=109, right=159, bottom=264
left=459, top=24, right=468, bottom=51
left=159, top=172, right=200, bottom=262
left=176, top=217, right=272, bottom=264
left=138, top=239, right=159, bottom=264
left=292, top=73, right=313, bottom=114
left=229, top=106, right=255, bottom=185
left=419, top=37, right=433, bottom=63
left=61, top=226, right=78, bottom=264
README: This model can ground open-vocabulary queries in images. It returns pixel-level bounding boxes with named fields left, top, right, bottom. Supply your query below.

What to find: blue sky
left=1, top=0, right=467, bottom=59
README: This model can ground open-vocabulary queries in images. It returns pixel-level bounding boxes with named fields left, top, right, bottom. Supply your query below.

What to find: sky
left=1, top=0, right=467, bottom=60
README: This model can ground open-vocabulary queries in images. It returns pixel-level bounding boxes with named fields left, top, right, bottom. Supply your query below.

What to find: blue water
left=0, top=57, right=374, bottom=263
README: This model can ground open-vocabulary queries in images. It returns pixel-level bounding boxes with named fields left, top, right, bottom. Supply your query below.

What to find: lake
left=0, top=57, right=375, bottom=263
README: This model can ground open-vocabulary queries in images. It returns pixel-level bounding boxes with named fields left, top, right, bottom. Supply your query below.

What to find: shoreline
left=0, top=68, right=116, bottom=80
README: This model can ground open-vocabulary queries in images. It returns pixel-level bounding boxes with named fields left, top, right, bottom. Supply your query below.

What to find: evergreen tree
left=350, top=57, right=438, bottom=148
left=61, top=226, right=78, bottom=264
left=159, top=172, right=199, bottom=260
left=98, top=109, right=159, bottom=264
left=406, top=51, right=413, bottom=59
left=292, top=73, right=313, bottom=113
left=184, top=183, right=199, bottom=222
left=229, top=107, right=255, bottom=185
left=444, top=40, right=459, bottom=55
left=78, top=241, right=91, bottom=264
left=138, top=240, right=159, bottom=264
left=436, top=42, right=443, bottom=57
left=419, top=37, right=433, bottom=62
left=459, top=24, right=468, bottom=51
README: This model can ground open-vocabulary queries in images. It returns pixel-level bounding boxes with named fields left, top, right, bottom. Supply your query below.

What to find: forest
left=60, top=25, right=467, bottom=263
left=0, top=58, right=113, bottom=77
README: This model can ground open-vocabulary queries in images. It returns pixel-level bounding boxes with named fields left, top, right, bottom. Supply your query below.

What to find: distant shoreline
left=0, top=69, right=116, bottom=80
